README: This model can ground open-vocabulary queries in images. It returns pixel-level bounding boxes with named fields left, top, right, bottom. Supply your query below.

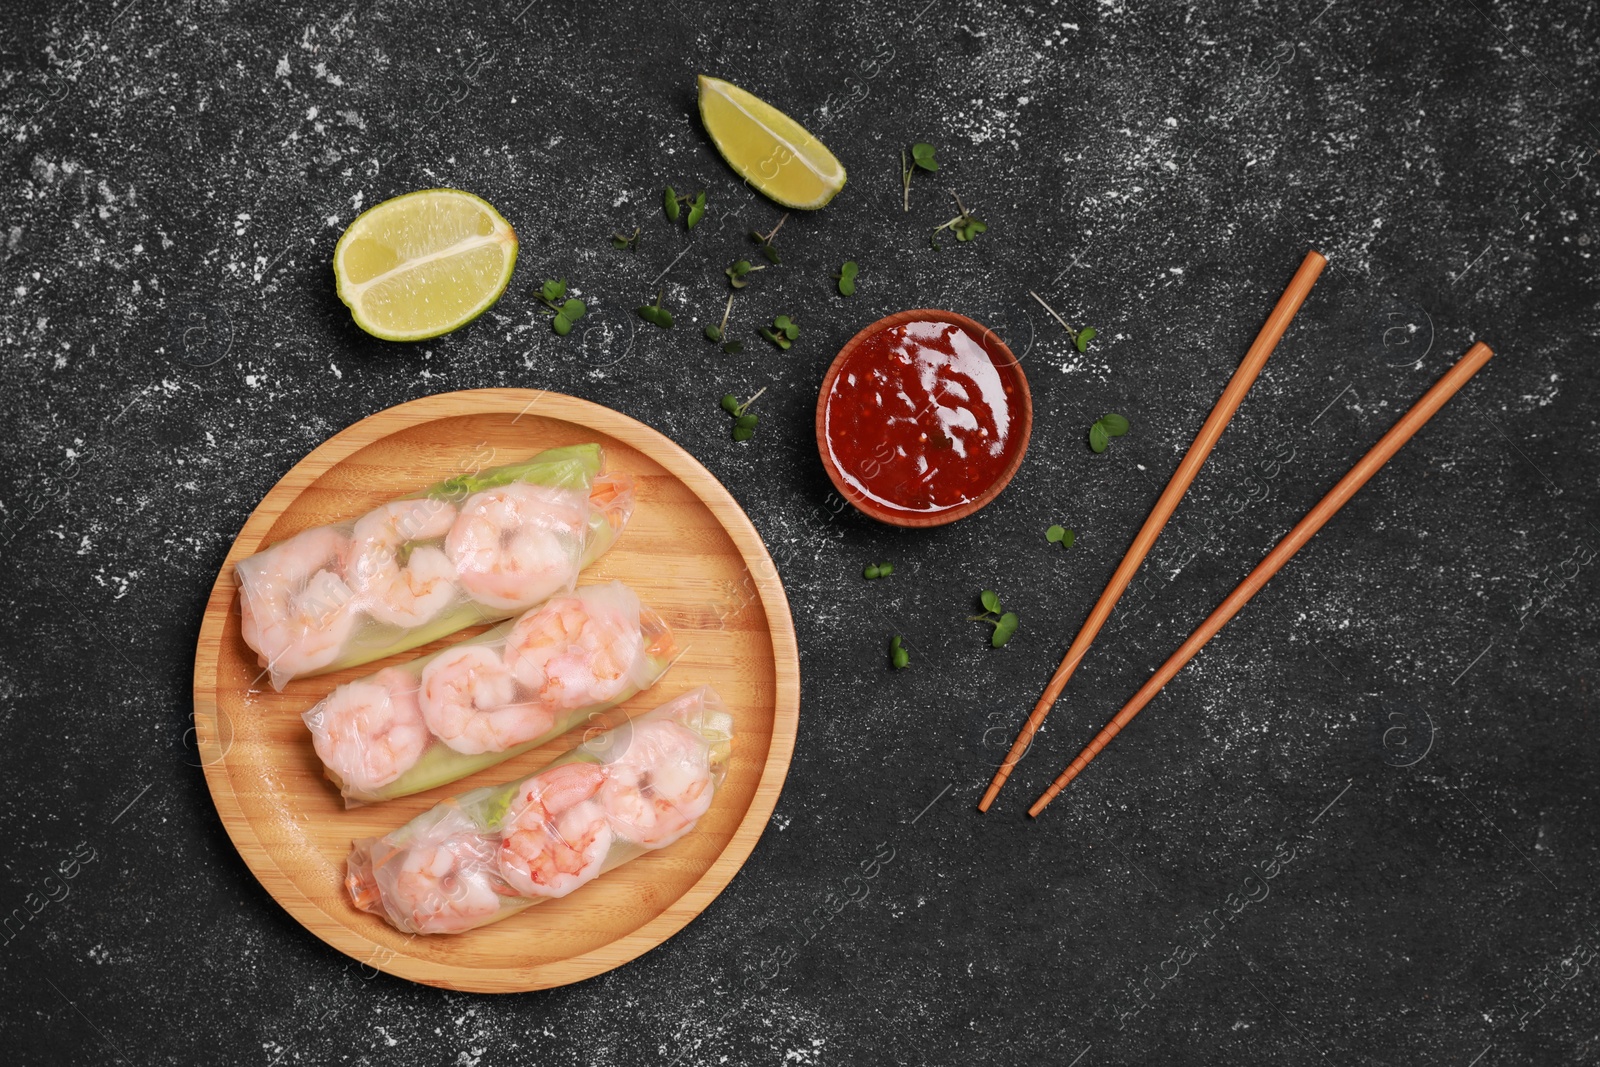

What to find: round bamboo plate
left=192, top=389, right=800, bottom=992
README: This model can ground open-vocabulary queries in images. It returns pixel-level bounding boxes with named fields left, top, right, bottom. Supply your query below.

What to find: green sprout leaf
left=863, top=561, right=893, bottom=580
left=637, top=304, right=674, bottom=329
left=719, top=387, right=767, bottom=442
left=722, top=340, right=744, bottom=354
left=971, top=590, right=1019, bottom=646
left=538, top=282, right=584, bottom=338
left=726, top=259, right=765, bottom=290
left=611, top=227, right=641, bottom=252
left=760, top=316, right=796, bottom=351
left=837, top=260, right=859, bottom=297
left=750, top=214, right=788, bottom=263
left=889, top=635, right=910, bottom=669
left=705, top=324, right=724, bottom=342
left=902, top=143, right=940, bottom=210
left=663, top=185, right=680, bottom=222
left=932, top=192, right=986, bottom=246
left=1089, top=421, right=1110, bottom=453
left=1089, top=413, right=1129, bottom=453
left=1074, top=326, right=1098, bottom=353
left=1046, top=525, right=1076, bottom=549
left=686, top=191, right=706, bottom=229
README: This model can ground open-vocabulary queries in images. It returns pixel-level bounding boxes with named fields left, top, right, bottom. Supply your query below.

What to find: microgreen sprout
left=931, top=191, right=986, bottom=250
left=704, top=293, right=735, bottom=343
left=970, top=589, right=1019, bottom=647
left=863, top=562, right=894, bottom=579
left=889, top=635, right=910, bottom=669
left=663, top=186, right=707, bottom=229
left=636, top=289, right=674, bottom=329
left=611, top=226, right=641, bottom=252
left=901, top=142, right=938, bottom=212
left=750, top=213, right=788, bottom=264
left=1028, top=290, right=1099, bottom=352
left=836, top=259, right=859, bottom=297
left=759, top=314, right=800, bottom=351
left=719, top=387, right=766, bottom=442
left=726, top=258, right=767, bottom=290
left=1045, top=525, right=1076, bottom=549
left=1088, top=413, right=1130, bottom=454
left=537, top=279, right=587, bottom=337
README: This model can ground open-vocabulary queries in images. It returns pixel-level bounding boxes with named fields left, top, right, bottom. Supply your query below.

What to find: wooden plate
left=192, top=389, right=800, bottom=992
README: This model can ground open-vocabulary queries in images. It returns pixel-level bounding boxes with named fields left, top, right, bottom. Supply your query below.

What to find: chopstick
left=978, top=250, right=1327, bottom=812
left=1028, top=340, right=1495, bottom=817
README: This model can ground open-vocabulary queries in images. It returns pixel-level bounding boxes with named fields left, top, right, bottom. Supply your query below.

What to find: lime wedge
left=334, top=188, right=517, bottom=342
left=697, top=75, right=846, bottom=211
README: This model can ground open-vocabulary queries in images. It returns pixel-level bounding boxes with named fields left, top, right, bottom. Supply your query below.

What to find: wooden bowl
left=814, top=309, right=1032, bottom=527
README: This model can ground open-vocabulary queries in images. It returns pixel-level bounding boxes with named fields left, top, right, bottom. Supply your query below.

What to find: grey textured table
left=3, top=1, right=1597, bottom=1064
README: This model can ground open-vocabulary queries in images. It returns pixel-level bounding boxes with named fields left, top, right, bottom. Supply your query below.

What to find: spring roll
left=236, top=444, right=633, bottom=690
left=345, top=686, right=733, bottom=934
left=303, top=581, right=677, bottom=805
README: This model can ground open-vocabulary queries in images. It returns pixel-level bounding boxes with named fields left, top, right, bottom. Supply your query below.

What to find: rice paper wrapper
left=346, top=686, right=734, bottom=935
left=235, top=443, right=634, bottom=690
left=302, top=581, right=678, bottom=805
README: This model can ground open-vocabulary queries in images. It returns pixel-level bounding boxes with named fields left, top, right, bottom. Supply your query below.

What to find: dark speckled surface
left=3, top=1, right=1598, bottom=1064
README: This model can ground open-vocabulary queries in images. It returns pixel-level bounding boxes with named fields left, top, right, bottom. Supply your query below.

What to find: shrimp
left=596, top=720, right=715, bottom=848
left=444, top=482, right=588, bottom=611
left=501, top=593, right=644, bottom=711
left=237, top=526, right=357, bottom=682
left=418, top=644, right=555, bottom=755
left=347, top=498, right=460, bottom=628
left=385, top=832, right=505, bottom=934
left=498, top=762, right=613, bottom=898
left=307, top=668, right=429, bottom=796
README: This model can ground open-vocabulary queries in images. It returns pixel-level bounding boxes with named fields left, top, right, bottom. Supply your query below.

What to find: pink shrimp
left=237, top=526, right=357, bottom=683
left=385, top=833, right=505, bottom=934
left=498, top=762, right=613, bottom=898
left=306, top=667, right=429, bottom=797
left=418, top=643, right=554, bottom=755
left=501, top=593, right=644, bottom=711
left=347, top=498, right=459, bottom=628
left=596, top=720, right=715, bottom=848
left=444, top=482, right=588, bottom=611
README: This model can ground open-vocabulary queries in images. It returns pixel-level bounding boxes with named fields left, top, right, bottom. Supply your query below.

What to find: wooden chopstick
left=1028, top=340, right=1495, bottom=817
left=978, top=250, right=1327, bottom=812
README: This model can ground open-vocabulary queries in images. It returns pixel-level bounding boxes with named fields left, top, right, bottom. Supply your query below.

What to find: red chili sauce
left=823, top=320, right=1023, bottom=515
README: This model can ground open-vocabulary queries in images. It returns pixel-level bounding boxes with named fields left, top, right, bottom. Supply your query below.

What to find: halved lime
left=697, top=75, right=846, bottom=211
left=334, top=188, right=518, bottom=342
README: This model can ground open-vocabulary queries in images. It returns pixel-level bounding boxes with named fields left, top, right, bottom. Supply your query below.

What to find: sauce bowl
left=815, top=309, right=1033, bottom=528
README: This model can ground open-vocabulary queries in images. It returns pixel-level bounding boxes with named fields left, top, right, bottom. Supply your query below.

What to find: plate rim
left=192, top=388, right=800, bottom=992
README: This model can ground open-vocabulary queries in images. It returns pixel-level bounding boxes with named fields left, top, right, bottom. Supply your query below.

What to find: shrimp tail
left=588, top=473, right=636, bottom=540
left=640, top=605, right=679, bottom=662
left=345, top=843, right=384, bottom=913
